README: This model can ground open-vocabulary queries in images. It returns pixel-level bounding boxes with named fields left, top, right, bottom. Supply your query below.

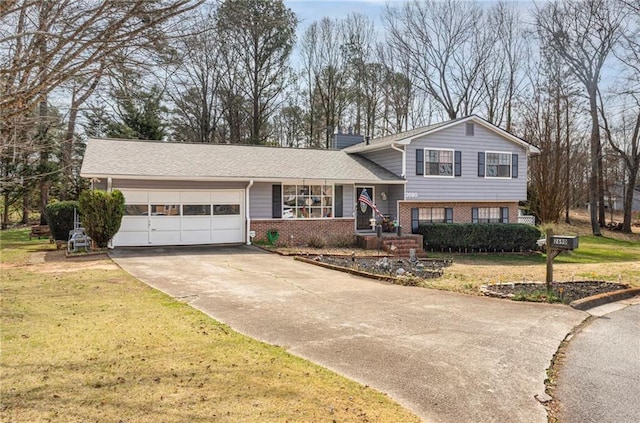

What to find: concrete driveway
left=110, top=246, right=586, bottom=423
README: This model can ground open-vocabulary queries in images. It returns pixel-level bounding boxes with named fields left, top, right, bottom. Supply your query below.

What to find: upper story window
left=417, top=148, right=461, bottom=177
left=425, top=149, right=454, bottom=177
left=486, top=152, right=511, bottom=178
left=282, top=184, right=333, bottom=219
left=477, top=152, right=519, bottom=178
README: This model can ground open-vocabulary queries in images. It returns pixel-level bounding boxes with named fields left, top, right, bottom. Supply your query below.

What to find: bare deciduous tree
left=384, top=0, right=492, bottom=120
left=536, top=0, right=626, bottom=235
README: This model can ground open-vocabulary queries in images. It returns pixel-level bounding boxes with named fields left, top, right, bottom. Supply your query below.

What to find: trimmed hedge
left=45, top=201, right=79, bottom=241
left=418, top=223, right=542, bottom=253
left=78, top=189, right=125, bottom=248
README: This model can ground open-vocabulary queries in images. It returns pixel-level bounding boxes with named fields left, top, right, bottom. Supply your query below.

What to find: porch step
left=356, top=234, right=425, bottom=256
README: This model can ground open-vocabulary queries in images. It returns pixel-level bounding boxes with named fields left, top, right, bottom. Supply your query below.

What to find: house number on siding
left=406, top=192, right=419, bottom=198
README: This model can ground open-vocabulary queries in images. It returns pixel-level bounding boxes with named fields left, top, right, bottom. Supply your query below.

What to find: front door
left=356, top=187, right=374, bottom=231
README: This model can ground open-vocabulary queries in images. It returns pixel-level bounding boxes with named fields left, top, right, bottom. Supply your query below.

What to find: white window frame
left=485, top=151, right=512, bottom=179
left=282, top=184, right=334, bottom=220
left=424, top=148, right=455, bottom=178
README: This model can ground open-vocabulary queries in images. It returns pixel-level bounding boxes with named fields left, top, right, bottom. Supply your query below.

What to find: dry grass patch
left=0, top=230, right=420, bottom=423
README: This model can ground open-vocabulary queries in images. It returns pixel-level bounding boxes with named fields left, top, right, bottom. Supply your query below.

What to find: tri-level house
left=80, top=115, right=540, bottom=248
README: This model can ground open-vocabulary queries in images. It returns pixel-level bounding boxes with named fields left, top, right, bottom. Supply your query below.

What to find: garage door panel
left=114, top=231, right=148, bottom=246
left=182, top=191, right=210, bottom=203
left=212, top=216, right=242, bottom=229
left=213, top=191, right=241, bottom=203
left=120, top=217, right=148, bottom=231
left=121, top=190, right=148, bottom=203
left=213, top=229, right=243, bottom=243
left=149, top=191, right=180, bottom=203
left=182, top=217, right=211, bottom=231
left=150, top=231, right=181, bottom=244
left=150, top=217, right=181, bottom=231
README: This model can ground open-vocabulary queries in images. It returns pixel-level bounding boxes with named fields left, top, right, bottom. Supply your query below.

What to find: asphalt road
left=556, top=301, right=640, bottom=423
left=110, top=245, right=586, bottom=423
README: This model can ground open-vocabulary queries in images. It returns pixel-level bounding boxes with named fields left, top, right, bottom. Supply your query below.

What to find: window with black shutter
left=416, top=149, right=424, bottom=175
left=334, top=185, right=343, bottom=217
left=272, top=184, right=282, bottom=218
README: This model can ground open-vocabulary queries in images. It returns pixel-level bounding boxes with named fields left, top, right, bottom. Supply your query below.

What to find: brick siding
left=251, top=218, right=355, bottom=246
left=398, top=201, right=520, bottom=231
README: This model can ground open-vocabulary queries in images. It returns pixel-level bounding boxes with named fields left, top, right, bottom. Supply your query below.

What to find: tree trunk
left=622, top=169, right=637, bottom=233
left=588, top=86, right=602, bottom=236
left=21, top=190, right=29, bottom=225
left=564, top=95, right=571, bottom=224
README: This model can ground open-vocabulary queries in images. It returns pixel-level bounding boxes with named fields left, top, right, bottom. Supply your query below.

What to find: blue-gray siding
left=249, top=182, right=272, bottom=218
left=361, top=149, right=403, bottom=177
left=404, top=123, right=528, bottom=201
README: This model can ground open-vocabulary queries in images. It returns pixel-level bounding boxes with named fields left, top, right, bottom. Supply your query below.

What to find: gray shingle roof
left=80, top=138, right=404, bottom=183
left=344, top=115, right=540, bottom=154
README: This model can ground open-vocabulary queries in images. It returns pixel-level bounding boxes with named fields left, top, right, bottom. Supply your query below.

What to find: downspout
left=107, top=177, right=112, bottom=192
left=245, top=179, right=254, bottom=245
left=390, top=143, right=406, bottom=230
left=391, top=143, right=406, bottom=178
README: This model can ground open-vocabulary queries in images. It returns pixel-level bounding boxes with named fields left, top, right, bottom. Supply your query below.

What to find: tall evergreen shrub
left=45, top=201, right=79, bottom=240
left=78, top=190, right=125, bottom=248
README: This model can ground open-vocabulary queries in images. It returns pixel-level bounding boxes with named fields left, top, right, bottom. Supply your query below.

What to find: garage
left=113, top=189, right=245, bottom=247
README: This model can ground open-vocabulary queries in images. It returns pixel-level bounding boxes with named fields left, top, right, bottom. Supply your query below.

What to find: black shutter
left=512, top=154, right=518, bottom=178
left=478, top=152, right=485, bottom=177
left=411, top=208, right=419, bottom=233
left=501, top=207, right=509, bottom=223
left=445, top=208, right=453, bottom=223
left=416, top=149, right=424, bottom=175
left=454, top=151, right=462, bottom=177
left=272, top=184, right=282, bottom=218
left=472, top=207, right=479, bottom=224
left=334, top=185, right=343, bottom=218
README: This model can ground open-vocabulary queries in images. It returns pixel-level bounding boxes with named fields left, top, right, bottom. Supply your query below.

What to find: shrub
left=45, top=201, right=79, bottom=240
left=307, top=234, right=326, bottom=248
left=78, top=190, right=125, bottom=248
left=418, top=223, right=542, bottom=253
left=327, top=233, right=356, bottom=248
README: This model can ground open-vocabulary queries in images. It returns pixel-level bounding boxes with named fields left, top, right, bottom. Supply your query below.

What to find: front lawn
left=0, top=229, right=419, bottom=422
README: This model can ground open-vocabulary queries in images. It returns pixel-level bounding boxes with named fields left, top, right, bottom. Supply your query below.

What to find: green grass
left=429, top=235, right=640, bottom=266
left=1, top=229, right=419, bottom=423
left=553, top=236, right=640, bottom=263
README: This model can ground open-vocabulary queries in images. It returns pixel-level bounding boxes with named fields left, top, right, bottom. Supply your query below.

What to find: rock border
left=294, top=256, right=400, bottom=284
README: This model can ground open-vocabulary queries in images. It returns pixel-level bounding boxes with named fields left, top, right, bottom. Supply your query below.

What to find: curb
left=570, top=287, right=640, bottom=311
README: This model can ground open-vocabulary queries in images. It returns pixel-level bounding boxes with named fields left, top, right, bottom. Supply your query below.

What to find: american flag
left=358, top=189, right=383, bottom=217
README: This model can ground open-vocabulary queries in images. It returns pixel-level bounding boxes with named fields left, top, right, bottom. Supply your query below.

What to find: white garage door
left=114, top=190, right=244, bottom=247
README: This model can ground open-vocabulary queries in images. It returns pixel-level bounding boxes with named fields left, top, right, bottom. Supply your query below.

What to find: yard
left=273, top=211, right=640, bottom=295
left=0, top=229, right=419, bottom=423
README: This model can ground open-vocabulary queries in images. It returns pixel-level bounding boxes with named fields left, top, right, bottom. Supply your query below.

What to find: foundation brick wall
left=251, top=218, right=355, bottom=246
left=398, top=201, right=520, bottom=232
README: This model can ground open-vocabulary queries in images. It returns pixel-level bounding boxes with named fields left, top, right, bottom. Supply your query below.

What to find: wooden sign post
left=545, top=228, right=579, bottom=291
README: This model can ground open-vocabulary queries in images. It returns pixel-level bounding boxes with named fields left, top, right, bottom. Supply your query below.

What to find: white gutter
left=245, top=179, right=254, bottom=245
left=391, top=143, right=406, bottom=178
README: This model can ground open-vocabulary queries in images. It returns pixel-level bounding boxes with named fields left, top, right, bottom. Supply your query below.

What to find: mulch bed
left=481, top=281, right=629, bottom=303
left=307, top=255, right=453, bottom=280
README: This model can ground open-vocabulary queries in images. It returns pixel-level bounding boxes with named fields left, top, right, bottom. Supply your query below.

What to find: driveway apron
left=110, top=246, right=586, bottom=423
